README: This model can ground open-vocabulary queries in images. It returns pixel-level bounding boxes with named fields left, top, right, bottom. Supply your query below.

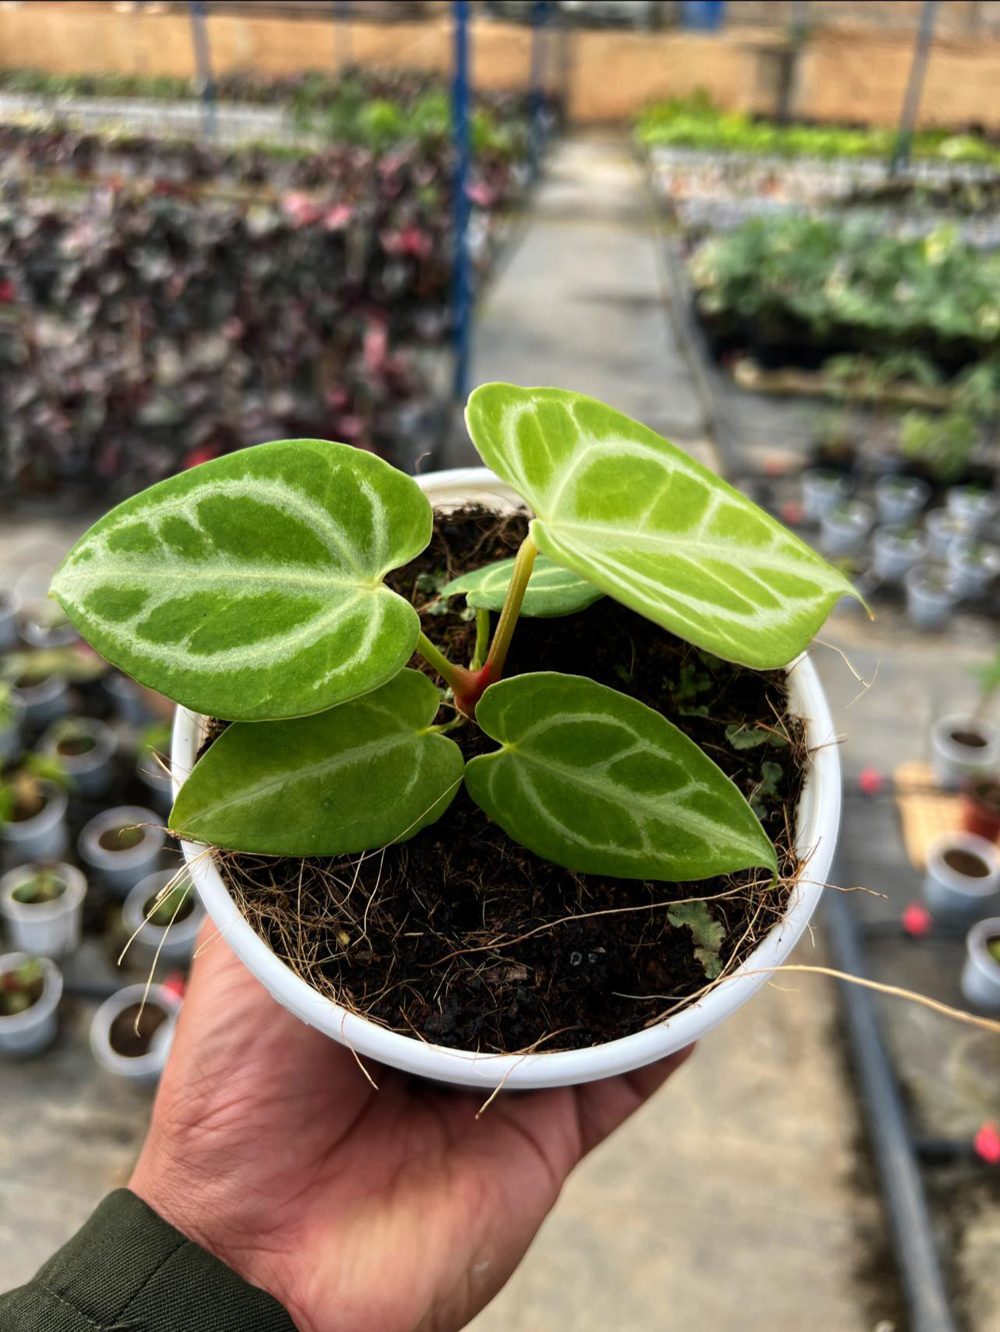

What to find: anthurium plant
left=51, top=385, right=861, bottom=883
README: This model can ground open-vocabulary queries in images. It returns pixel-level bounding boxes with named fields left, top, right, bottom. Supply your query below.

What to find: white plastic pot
left=874, top=476, right=929, bottom=528
left=77, top=806, right=165, bottom=897
left=871, top=528, right=927, bottom=583
left=0, top=864, right=86, bottom=958
left=0, top=953, right=62, bottom=1056
left=89, top=982, right=179, bottom=1084
left=0, top=591, right=19, bottom=652
left=925, top=509, right=971, bottom=561
left=904, top=565, right=957, bottom=630
left=922, top=832, right=1000, bottom=920
left=0, top=696, right=24, bottom=764
left=40, top=718, right=116, bottom=799
left=11, top=673, right=68, bottom=727
left=172, top=467, right=843, bottom=1090
left=820, top=501, right=873, bottom=558
left=930, top=714, right=999, bottom=790
left=0, top=784, right=68, bottom=862
left=945, top=486, right=998, bottom=536
left=123, top=870, right=204, bottom=963
left=960, top=918, right=1000, bottom=1012
left=801, top=469, right=848, bottom=522
left=948, top=542, right=999, bottom=600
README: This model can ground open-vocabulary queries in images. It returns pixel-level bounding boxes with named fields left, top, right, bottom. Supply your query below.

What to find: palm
left=131, top=931, right=689, bottom=1332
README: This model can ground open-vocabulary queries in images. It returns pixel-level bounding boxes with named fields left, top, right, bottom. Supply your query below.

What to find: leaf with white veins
left=466, top=384, right=864, bottom=668
left=170, top=669, right=463, bottom=856
left=440, top=555, right=601, bottom=617
left=465, top=673, right=777, bottom=882
left=51, top=440, right=431, bottom=721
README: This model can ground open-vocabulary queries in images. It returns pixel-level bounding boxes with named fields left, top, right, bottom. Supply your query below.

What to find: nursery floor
left=2, top=133, right=999, bottom=1331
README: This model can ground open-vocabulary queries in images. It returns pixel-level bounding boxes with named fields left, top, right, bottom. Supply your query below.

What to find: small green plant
left=145, top=881, right=194, bottom=928
left=0, top=682, right=15, bottom=731
left=11, top=869, right=66, bottom=906
left=0, top=754, right=69, bottom=829
left=988, top=937, right=1000, bottom=966
left=47, top=718, right=98, bottom=758
left=51, top=386, right=863, bottom=880
left=899, top=409, right=978, bottom=485
left=0, top=956, right=45, bottom=1017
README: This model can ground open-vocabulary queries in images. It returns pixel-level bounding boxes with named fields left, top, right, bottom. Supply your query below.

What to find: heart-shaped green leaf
left=170, top=669, right=463, bottom=856
left=466, top=384, right=863, bottom=669
left=440, top=555, right=602, bottom=618
left=51, top=440, right=432, bottom=720
left=465, top=673, right=777, bottom=882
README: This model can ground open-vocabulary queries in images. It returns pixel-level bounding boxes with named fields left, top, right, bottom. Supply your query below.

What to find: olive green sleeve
left=0, top=1189, right=298, bottom=1331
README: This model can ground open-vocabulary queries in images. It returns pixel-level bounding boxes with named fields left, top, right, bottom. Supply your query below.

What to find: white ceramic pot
left=0, top=696, right=24, bottom=764
left=1, top=783, right=69, bottom=862
left=89, top=982, right=179, bottom=1084
left=945, top=486, right=998, bottom=536
left=0, top=591, right=19, bottom=652
left=930, top=714, right=1000, bottom=790
left=820, top=501, right=873, bottom=558
left=0, top=953, right=62, bottom=1056
left=11, top=674, right=68, bottom=728
left=40, top=718, right=116, bottom=799
left=123, top=870, right=204, bottom=963
left=172, top=467, right=844, bottom=1090
left=871, top=528, right=927, bottom=583
left=77, top=806, right=165, bottom=897
left=0, top=864, right=86, bottom=958
left=801, top=469, right=848, bottom=522
left=874, top=476, right=929, bottom=528
left=904, top=565, right=956, bottom=630
left=922, top=832, right=1000, bottom=920
left=961, top=918, right=1000, bottom=1012
left=925, top=509, right=971, bottom=561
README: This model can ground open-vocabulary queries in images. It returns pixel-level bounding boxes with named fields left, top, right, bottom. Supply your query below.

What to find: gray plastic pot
left=903, top=565, right=957, bottom=630
left=871, top=528, right=927, bottom=583
left=40, top=718, right=116, bottom=799
left=89, top=982, right=179, bottom=1084
left=137, top=754, right=173, bottom=816
left=801, top=469, right=849, bottom=522
left=0, top=864, right=86, bottom=958
left=945, top=486, right=998, bottom=536
left=930, top=714, right=1000, bottom=789
left=0, top=590, right=19, bottom=652
left=948, top=541, right=999, bottom=599
left=123, top=870, right=204, bottom=964
left=104, top=673, right=155, bottom=727
left=0, top=783, right=69, bottom=862
left=874, top=476, right=929, bottom=528
left=820, top=500, right=873, bottom=558
left=925, top=509, right=971, bottom=561
left=0, top=954, right=62, bottom=1057
left=960, top=918, right=1000, bottom=1012
left=77, top=806, right=165, bottom=897
left=922, top=832, right=1000, bottom=920
left=0, top=696, right=24, bottom=765
left=11, top=673, right=68, bottom=728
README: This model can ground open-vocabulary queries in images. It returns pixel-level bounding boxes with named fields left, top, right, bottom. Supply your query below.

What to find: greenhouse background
left=0, top=3, right=998, bottom=1330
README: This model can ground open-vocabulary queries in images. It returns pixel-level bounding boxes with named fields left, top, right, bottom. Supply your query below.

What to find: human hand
left=130, top=927, right=692, bottom=1332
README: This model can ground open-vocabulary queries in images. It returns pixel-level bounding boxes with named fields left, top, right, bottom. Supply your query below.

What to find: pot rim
left=78, top=805, right=165, bottom=868
left=0, top=782, right=68, bottom=837
left=965, top=917, right=1000, bottom=979
left=89, top=982, right=179, bottom=1076
left=0, top=952, right=62, bottom=1031
left=931, top=713, right=1000, bottom=758
left=0, top=863, right=86, bottom=922
left=124, top=870, right=204, bottom=943
left=172, top=466, right=843, bottom=1089
left=926, top=832, right=1000, bottom=895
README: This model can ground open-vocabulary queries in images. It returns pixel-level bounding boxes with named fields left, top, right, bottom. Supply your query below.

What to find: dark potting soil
left=942, top=848, right=990, bottom=879
left=109, top=1002, right=168, bottom=1058
left=56, top=735, right=97, bottom=757
left=951, top=729, right=989, bottom=749
left=217, top=507, right=808, bottom=1054
left=98, top=825, right=144, bottom=852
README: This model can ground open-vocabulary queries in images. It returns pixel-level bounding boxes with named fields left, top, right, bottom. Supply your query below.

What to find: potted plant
left=874, top=475, right=929, bottom=527
left=0, top=588, right=18, bottom=653
left=925, top=508, right=972, bottom=561
left=0, top=682, right=23, bottom=765
left=39, top=716, right=116, bottom=799
left=89, top=982, right=180, bottom=1084
left=871, top=525, right=928, bottom=583
left=904, top=564, right=958, bottom=631
left=52, top=386, right=860, bottom=1089
left=930, top=713, right=999, bottom=789
left=0, top=755, right=70, bottom=862
left=77, top=806, right=165, bottom=897
left=962, top=776, right=1000, bottom=844
left=923, top=832, right=1000, bottom=919
left=123, top=870, right=204, bottom=964
left=5, top=660, right=69, bottom=728
left=948, top=539, right=999, bottom=600
left=135, top=723, right=173, bottom=815
left=819, top=499, right=873, bottom=558
left=0, top=863, right=86, bottom=958
left=0, top=953, right=62, bottom=1056
left=946, top=485, right=998, bottom=536
left=960, top=918, right=1000, bottom=1012
left=800, top=467, right=849, bottom=522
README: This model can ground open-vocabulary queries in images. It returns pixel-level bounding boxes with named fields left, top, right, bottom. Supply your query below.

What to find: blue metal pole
left=189, top=0, right=217, bottom=140
left=529, top=0, right=550, bottom=180
left=890, top=0, right=940, bottom=176
left=451, top=0, right=472, bottom=402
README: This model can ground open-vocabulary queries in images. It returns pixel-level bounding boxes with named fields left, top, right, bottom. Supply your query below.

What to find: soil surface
left=98, top=825, right=144, bottom=852
left=218, top=506, right=807, bottom=1054
left=108, top=1003, right=167, bottom=1057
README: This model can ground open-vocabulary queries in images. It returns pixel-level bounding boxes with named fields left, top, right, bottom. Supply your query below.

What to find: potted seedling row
left=0, top=863, right=86, bottom=958
left=123, top=870, right=204, bottom=964
left=961, top=919, right=1000, bottom=1012
left=0, top=756, right=70, bottom=862
left=0, top=954, right=62, bottom=1056
left=90, top=982, right=180, bottom=1084
left=52, top=385, right=860, bottom=1090
left=77, top=807, right=165, bottom=897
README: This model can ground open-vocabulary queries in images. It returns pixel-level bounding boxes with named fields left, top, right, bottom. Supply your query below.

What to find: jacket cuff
left=2, top=1188, right=297, bottom=1331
